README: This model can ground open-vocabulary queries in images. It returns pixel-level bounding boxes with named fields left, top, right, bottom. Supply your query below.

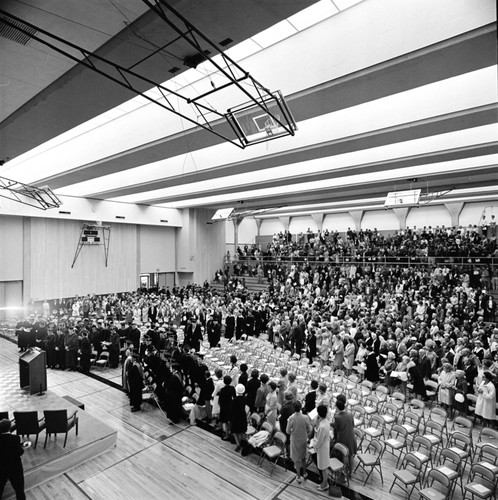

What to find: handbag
left=328, top=483, right=342, bottom=498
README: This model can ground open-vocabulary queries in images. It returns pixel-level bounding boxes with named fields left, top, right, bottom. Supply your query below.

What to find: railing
left=224, top=254, right=497, bottom=271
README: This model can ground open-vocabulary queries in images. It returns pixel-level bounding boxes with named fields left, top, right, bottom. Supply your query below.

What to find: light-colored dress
left=286, top=412, right=311, bottom=462
left=475, top=381, right=497, bottom=420
left=438, top=370, right=456, bottom=405
left=265, top=391, right=278, bottom=428
left=314, top=418, right=331, bottom=470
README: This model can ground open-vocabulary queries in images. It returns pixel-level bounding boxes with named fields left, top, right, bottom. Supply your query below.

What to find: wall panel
left=139, top=225, right=176, bottom=273
left=0, top=215, right=23, bottom=281
left=27, top=218, right=138, bottom=301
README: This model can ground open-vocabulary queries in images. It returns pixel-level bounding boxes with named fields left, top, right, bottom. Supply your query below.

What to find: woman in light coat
left=314, top=405, right=331, bottom=491
left=476, top=371, right=497, bottom=426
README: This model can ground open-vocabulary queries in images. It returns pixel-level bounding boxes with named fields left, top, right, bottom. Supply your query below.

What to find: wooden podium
left=19, top=349, right=47, bottom=395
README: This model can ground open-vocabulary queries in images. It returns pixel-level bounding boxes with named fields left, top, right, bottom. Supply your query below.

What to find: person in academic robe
left=128, top=355, right=144, bottom=412
left=225, top=310, right=236, bottom=339
left=79, top=330, right=92, bottom=374
left=108, top=328, right=121, bottom=368
left=165, top=365, right=184, bottom=424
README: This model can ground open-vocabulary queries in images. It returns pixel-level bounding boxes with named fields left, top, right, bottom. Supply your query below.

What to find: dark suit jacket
left=0, top=432, right=24, bottom=471
left=304, top=390, right=317, bottom=414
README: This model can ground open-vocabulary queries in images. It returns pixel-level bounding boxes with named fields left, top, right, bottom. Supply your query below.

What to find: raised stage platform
left=0, top=345, right=117, bottom=499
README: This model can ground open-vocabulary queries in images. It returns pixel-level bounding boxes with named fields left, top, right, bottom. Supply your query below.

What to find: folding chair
left=464, top=463, right=496, bottom=500
left=424, top=380, right=438, bottom=403
left=447, top=430, right=472, bottom=474
left=389, top=452, right=423, bottom=499
left=384, top=424, right=409, bottom=467
left=391, top=391, right=406, bottom=416
left=436, top=447, right=465, bottom=497
left=419, top=468, right=453, bottom=500
left=353, top=427, right=365, bottom=454
left=258, top=431, right=287, bottom=476
left=347, top=388, right=362, bottom=408
left=95, top=351, right=109, bottom=369
left=352, top=405, right=366, bottom=427
left=363, top=414, right=385, bottom=442
left=422, top=420, right=444, bottom=460
left=474, top=427, right=498, bottom=457
left=380, top=401, right=400, bottom=431
left=408, top=398, right=426, bottom=424
left=329, top=442, right=350, bottom=487
left=246, top=412, right=262, bottom=438
left=411, top=435, right=434, bottom=474
left=374, top=384, right=389, bottom=404
left=428, top=406, right=449, bottom=441
left=363, top=395, right=380, bottom=423
left=354, top=439, right=385, bottom=485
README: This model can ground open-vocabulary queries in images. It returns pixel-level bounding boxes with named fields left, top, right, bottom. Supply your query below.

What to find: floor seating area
left=200, top=336, right=498, bottom=499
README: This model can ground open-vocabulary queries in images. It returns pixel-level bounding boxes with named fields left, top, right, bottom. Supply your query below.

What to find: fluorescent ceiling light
left=333, top=0, right=364, bottom=11
left=251, top=20, right=297, bottom=49
left=287, top=0, right=339, bottom=31
left=224, top=38, right=264, bottom=61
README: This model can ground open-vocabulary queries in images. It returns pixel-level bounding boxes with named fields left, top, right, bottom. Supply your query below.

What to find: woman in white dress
left=314, top=405, right=331, bottom=491
left=475, top=371, right=497, bottom=426
left=438, top=363, right=456, bottom=416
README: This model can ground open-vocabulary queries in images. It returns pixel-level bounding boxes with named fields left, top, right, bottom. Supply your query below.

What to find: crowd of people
left=6, top=223, right=498, bottom=486
left=233, top=224, right=498, bottom=262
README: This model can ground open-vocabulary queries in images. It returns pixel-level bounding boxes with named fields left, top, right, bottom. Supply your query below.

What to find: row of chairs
left=0, top=410, right=78, bottom=448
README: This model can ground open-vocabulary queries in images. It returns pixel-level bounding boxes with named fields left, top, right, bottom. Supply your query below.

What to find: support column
left=255, top=217, right=263, bottom=237
left=232, top=217, right=243, bottom=253
left=279, top=216, right=291, bottom=232
left=393, top=207, right=411, bottom=230
left=311, top=213, right=325, bottom=233
left=348, top=210, right=364, bottom=231
left=444, top=202, right=465, bottom=228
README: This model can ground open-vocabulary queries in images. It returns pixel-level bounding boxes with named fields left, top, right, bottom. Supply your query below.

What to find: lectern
left=19, top=349, right=47, bottom=395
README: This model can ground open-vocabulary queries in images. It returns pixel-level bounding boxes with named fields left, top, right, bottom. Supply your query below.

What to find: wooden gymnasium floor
left=0, top=335, right=484, bottom=500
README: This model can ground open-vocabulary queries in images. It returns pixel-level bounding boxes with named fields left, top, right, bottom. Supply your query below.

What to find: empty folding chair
left=363, top=414, right=385, bottom=442
left=408, top=398, right=426, bottom=424
left=391, top=391, right=406, bottom=416
left=329, top=442, right=350, bottom=487
left=422, top=420, right=444, bottom=461
left=381, top=401, right=401, bottom=431
left=362, top=395, right=380, bottom=423
left=463, top=463, right=496, bottom=500
left=347, top=388, right=362, bottom=408
left=389, top=452, right=423, bottom=499
left=428, top=406, right=449, bottom=441
left=436, top=447, right=465, bottom=497
left=352, top=405, right=366, bottom=428
left=384, top=424, right=409, bottom=467
left=419, top=468, right=453, bottom=500
left=353, top=427, right=365, bottom=454
left=448, top=430, right=472, bottom=473
left=374, top=384, right=389, bottom=404
left=411, top=435, right=434, bottom=474
left=354, top=439, right=385, bottom=485
left=474, top=427, right=498, bottom=457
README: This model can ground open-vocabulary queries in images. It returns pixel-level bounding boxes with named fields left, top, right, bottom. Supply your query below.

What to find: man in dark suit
left=0, top=418, right=26, bottom=500
left=304, top=380, right=319, bottom=414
